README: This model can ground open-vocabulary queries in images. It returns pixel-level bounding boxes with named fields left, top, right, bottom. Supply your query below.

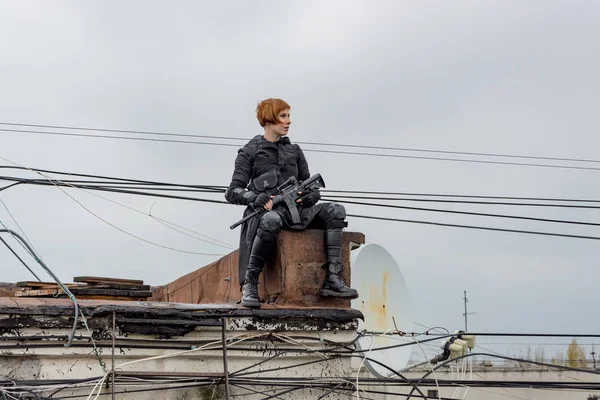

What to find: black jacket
left=225, top=135, right=324, bottom=283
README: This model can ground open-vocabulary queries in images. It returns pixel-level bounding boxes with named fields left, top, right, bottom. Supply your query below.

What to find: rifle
left=229, top=173, right=326, bottom=230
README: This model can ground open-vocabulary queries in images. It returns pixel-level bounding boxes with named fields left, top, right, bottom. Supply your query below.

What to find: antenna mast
left=463, top=290, right=476, bottom=331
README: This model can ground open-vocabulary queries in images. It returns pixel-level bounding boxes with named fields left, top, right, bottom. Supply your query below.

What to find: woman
left=225, top=98, right=359, bottom=308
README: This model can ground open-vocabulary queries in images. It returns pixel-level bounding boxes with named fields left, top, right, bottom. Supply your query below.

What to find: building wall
left=355, top=367, right=600, bottom=399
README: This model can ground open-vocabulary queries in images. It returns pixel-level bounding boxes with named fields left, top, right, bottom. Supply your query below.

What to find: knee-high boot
left=241, top=235, right=276, bottom=308
left=319, top=228, right=359, bottom=299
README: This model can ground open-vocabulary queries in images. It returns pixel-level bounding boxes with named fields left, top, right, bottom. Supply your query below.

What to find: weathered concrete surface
left=0, top=297, right=362, bottom=339
left=354, top=367, right=600, bottom=400
left=151, top=229, right=365, bottom=308
left=0, top=316, right=356, bottom=400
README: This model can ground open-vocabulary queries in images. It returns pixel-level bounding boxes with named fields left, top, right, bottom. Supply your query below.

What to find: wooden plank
left=74, top=295, right=147, bottom=301
left=69, top=288, right=153, bottom=297
left=86, top=283, right=151, bottom=291
left=16, top=282, right=86, bottom=289
left=73, top=276, right=144, bottom=285
left=14, top=288, right=62, bottom=297
left=16, top=281, right=59, bottom=288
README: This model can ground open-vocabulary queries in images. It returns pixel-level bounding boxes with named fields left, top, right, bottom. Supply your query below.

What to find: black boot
left=319, top=229, right=359, bottom=299
left=241, top=235, right=275, bottom=308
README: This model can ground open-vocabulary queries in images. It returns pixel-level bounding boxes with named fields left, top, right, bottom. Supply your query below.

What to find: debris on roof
left=13, top=276, right=153, bottom=301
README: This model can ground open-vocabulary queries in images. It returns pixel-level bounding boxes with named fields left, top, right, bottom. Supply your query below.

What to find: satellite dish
left=351, top=243, right=413, bottom=377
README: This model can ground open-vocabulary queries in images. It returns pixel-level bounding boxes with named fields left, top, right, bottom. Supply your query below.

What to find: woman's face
left=271, top=109, right=291, bottom=137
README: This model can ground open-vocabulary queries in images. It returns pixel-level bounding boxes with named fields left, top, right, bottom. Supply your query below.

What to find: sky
left=1, top=0, right=599, bottom=360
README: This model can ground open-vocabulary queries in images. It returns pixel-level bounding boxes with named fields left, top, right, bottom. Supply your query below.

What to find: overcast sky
left=1, top=0, right=599, bottom=359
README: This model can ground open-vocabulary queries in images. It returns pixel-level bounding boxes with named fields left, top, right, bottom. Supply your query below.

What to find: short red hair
left=256, top=98, right=290, bottom=127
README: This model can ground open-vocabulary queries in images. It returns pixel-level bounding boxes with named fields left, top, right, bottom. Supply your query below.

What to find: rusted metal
left=265, top=230, right=365, bottom=307
left=221, top=317, right=230, bottom=400
left=150, top=229, right=365, bottom=307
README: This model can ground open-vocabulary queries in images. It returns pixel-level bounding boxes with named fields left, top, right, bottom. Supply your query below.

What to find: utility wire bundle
left=2, top=121, right=600, bottom=171
left=2, top=331, right=600, bottom=400
left=2, top=165, right=600, bottom=244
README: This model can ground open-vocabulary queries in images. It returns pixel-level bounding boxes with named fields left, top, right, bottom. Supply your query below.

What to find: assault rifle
left=229, top=173, right=326, bottom=230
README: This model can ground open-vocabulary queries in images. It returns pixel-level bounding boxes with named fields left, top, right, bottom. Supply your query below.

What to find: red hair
left=256, top=98, right=290, bottom=127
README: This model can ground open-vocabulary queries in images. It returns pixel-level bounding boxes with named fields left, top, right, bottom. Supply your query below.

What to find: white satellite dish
left=351, top=243, right=413, bottom=377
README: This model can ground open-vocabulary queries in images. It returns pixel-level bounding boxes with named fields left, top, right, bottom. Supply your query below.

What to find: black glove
left=298, top=190, right=321, bottom=207
left=251, top=192, right=270, bottom=210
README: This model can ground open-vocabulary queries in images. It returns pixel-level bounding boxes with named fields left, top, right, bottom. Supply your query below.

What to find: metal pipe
left=112, top=311, right=116, bottom=400
left=221, top=317, right=230, bottom=400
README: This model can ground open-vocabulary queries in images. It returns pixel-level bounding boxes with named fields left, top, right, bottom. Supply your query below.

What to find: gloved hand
left=297, top=190, right=321, bottom=207
left=251, top=192, right=271, bottom=210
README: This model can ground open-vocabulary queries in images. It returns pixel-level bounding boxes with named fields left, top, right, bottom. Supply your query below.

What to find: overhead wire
left=3, top=121, right=600, bottom=164
left=7, top=164, right=600, bottom=206
left=0, top=157, right=227, bottom=256
left=3, top=126, right=600, bottom=171
left=6, top=164, right=600, bottom=249
left=5, top=173, right=600, bottom=243
left=346, top=213, right=600, bottom=241
left=322, top=189, right=600, bottom=203
left=7, top=330, right=600, bottom=398
left=324, top=197, right=600, bottom=227
left=325, top=194, right=600, bottom=209
left=0, top=236, right=41, bottom=281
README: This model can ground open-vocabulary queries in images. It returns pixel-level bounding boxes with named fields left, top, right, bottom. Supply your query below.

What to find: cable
left=355, top=330, right=396, bottom=399
left=86, top=333, right=266, bottom=400
left=323, top=189, right=600, bottom=203
left=0, top=236, right=41, bottom=281
left=3, top=127, right=600, bottom=172
left=0, top=156, right=226, bottom=257
left=0, top=166, right=225, bottom=191
left=0, top=229, right=95, bottom=360
left=405, top=352, right=600, bottom=400
left=8, top=170, right=600, bottom=243
left=408, top=335, right=441, bottom=400
left=0, top=174, right=234, bottom=250
left=346, top=213, right=600, bottom=241
left=4, top=121, right=600, bottom=165
left=10, top=163, right=600, bottom=206
left=324, top=197, right=600, bottom=227
left=326, top=194, right=600, bottom=209
left=0, top=198, right=41, bottom=258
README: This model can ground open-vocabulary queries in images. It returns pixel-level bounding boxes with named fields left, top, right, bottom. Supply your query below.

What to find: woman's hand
left=264, top=197, right=274, bottom=210
left=252, top=193, right=274, bottom=210
left=296, top=190, right=321, bottom=207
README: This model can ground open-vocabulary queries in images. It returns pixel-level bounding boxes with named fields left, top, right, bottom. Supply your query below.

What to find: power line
left=322, top=197, right=600, bottom=227
left=3, top=121, right=600, bottom=165
left=0, top=165, right=225, bottom=191
left=346, top=213, right=600, bottom=241
left=0, top=159, right=227, bottom=257
left=0, top=121, right=249, bottom=141
left=5, top=165, right=600, bottom=242
left=325, top=194, right=600, bottom=209
left=0, top=127, right=242, bottom=149
left=322, top=189, right=600, bottom=203
left=3, top=127, right=600, bottom=172
left=0, top=236, right=41, bottom=281
left=7, top=164, right=600, bottom=206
